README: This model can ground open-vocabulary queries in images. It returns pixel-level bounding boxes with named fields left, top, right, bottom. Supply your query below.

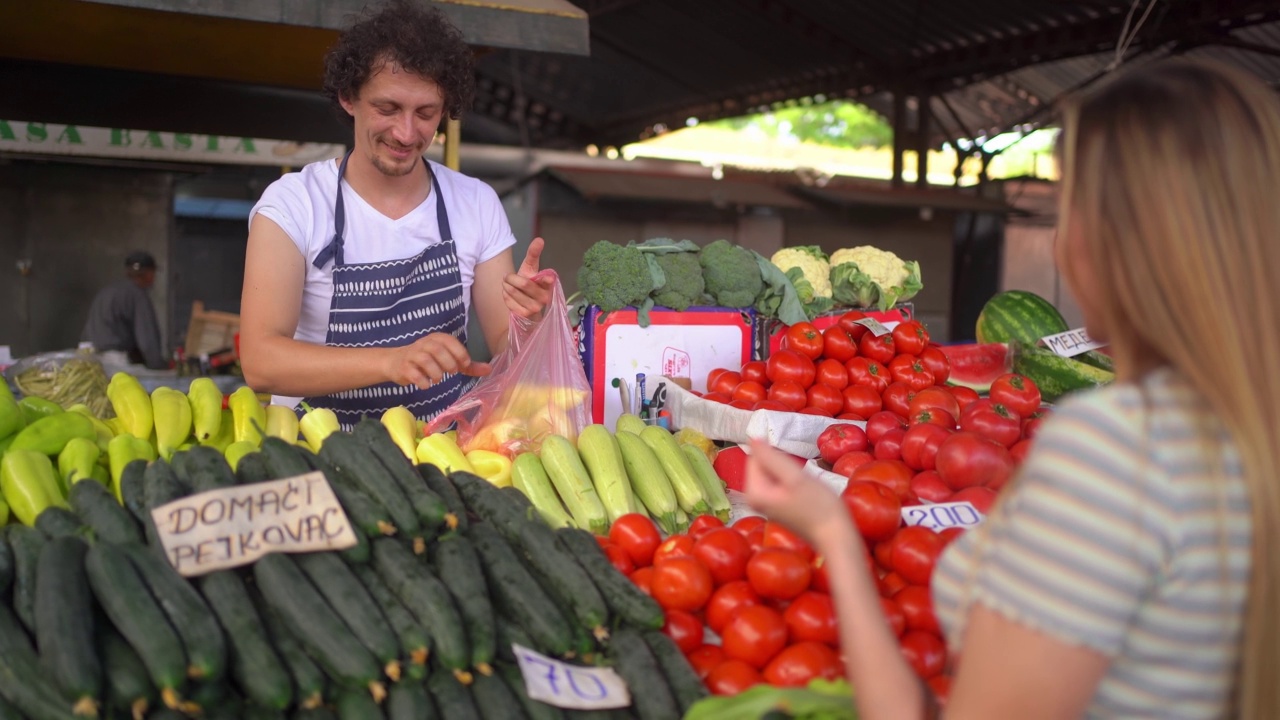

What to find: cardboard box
left=576, top=306, right=756, bottom=428
left=756, top=303, right=915, bottom=357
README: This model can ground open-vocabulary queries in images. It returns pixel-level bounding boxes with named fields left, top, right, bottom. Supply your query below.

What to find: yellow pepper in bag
left=2, top=449, right=68, bottom=524
left=299, top=403, right=340, bottom=452
left=107, top=372, right=153, bottom=439
left=380, top=406, right=419, bottom=460
left=229, top=386, right=266, bottom=447
left=416, top=433, right=474, bottom=474
left=188, top=376, right=224, bottom=442
left=265, top=405, right=300, bottom=444
left=8, top=412, right=96, bottom=457
left=57, top=436, right=102, bottom=487
left=152, top=387, right=193, bottom=460
left=465, top=449, right=513, bottom=488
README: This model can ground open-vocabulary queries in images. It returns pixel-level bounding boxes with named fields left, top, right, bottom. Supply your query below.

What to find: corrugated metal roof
left=546, top=165, right=814, bottom=209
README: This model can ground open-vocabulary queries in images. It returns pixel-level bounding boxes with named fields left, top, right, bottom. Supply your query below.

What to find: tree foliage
left=707, top=101, right=892, bottom=149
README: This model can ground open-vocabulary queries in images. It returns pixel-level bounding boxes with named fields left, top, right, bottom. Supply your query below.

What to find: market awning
left=546, top=166, right=814, bottom=210
left=792, top=183, right=1017, bottom=214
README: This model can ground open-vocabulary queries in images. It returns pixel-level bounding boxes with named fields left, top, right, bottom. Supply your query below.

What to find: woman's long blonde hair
left=1057, top=58, right=1280, bottom=717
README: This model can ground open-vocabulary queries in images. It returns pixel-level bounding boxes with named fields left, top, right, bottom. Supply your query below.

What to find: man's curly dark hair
left=323, top=0, right=476, bottom=124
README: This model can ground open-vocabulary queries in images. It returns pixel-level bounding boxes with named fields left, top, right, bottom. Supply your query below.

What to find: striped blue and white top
left=932, top=367, right=1250, bottom=718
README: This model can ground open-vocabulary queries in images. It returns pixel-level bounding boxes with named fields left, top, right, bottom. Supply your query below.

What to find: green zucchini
left=320, top=433, right=422, bottom=543
left=336, top=686, right=387, bottom=720
left=69, top=477, right=142, bottom=544
left=353, top=418, right=454, bottom=534
left=606, top=630, right=676, bottom=720
left=253, top=552, right=382, bottom=695
left=556, top=528, right=663, bottom=630
left=0, top=534, right=10, bottom=598
left=35, top=536, right=100, bottom=715
left=256, top=603, right=326, bottom=710
left=85, top=542, right=187, bottom=708
left=641, top=629, right=708, bottom=713
left=118, top=458, right=150, bottom=524
left=451, top=472, right=528, bottom=541
left=418, top=463, right=468, bottom=530
left=198, top=570, right=292, bottom=710
left=124, top=544, right=227, bottom=682
left=427, top=672, right=480, bottom=720
left=303, top=449, right=399, bottom=538
left=295, top=551, right=402, bottom=680
left=386, top=680, right=437, bottom=720
left=469, top=669, right=528, bottom=720
left=497, top=662, right=566, bottom=720
left=467, top=523, right=575, bottom=659
left=5, top=525, right=45, bottom=633
left=513, top=520, right=610, bottom=641
left=100, top=624, right=156, bottom=720
left=370, top=539, right=472, bottom=683
left=33, top=506, right=85, bottom=539
left=175, top=445, right=237, bottom=492
left=433, top=533, right=496, bottom=674
left=0, top=603, right=78, bottom=719
left=350, top=562, right=431, bottom=674
left=511, top=452, right=575, bottom=529
left=235, top=451, right=274, bottom=484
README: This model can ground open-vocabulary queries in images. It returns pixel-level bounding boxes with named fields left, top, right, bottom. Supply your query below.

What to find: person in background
left=746, top=58, right=1280, bottom=719
left=81, top=250, right=167, bottom=370
left=238, top=0, right=551, bottom=428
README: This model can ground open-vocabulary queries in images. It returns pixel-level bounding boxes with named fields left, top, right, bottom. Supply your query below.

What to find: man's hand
left=502, top=237, right=555, bottom=319
left=385, top=333, right=490, bottom=389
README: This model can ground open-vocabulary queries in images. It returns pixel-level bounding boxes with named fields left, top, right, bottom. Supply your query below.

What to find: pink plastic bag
left=428, top=269, right=591, bottom=456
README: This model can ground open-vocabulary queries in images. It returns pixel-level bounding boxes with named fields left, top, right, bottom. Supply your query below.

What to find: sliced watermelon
left=940, top=343, right=1010, bottom=392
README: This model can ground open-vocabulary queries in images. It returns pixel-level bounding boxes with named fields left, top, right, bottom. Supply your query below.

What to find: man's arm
left=471, top=249, right=517, bottom=357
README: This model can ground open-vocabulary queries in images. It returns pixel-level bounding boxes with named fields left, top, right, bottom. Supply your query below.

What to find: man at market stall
left=81, top=250, right=168, bottom=370
left=238, top=0, right=552, bottom=427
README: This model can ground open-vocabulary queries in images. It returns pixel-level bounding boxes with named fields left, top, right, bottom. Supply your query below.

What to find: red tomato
left=653, top=535, right=695, bottom=565
left=609, top=513, right=663, bottom=568
left=763, top=641, right=843, bottom=687
left=694, top=528, right=753, bottom=585
left=928, top=674, right=952, bottom=705
left=1009, top=438, right=1033, bottom=464
left=662, top=609, right=705, bottom=654
left=894, top=585, right=941, bottom=634
left=714, top=446, right=749, bottom=491
left=935, top=432, right=1015, bottom=491
left=821, top=326, right=858, bottom=362
left=837, top=310, right=870, bottom=341
left=831, top=450, right=874, bottom=479
left=705, top=580, right=763, bottom=633
left=728, top=398, right=754, bottom=410
left=816, top=423, right=869, bottom=465
left=888, top=355, right=935, bottom=391
left=688, top=645, right=727, bottom=680
left=783, top=591, right=838, bottom=645
left=841, top=385, right=882, bottom=418
left=798, top=407, right=833, bottom=417
left=865, top=410, right=907, bottom=445
left=706, top=368, right=731, bottom=391
left=909, top=387, right=960, bottom=421
left=859, top=331, right=896, bottom=365
left=809, top=555, right=831, bottom=593
left=872, top=541, right=894, bottom=570
left=938, top=526, right=966, bottom=544
left=766, top=350, right=816, bottom=388
left=762, top=523, right=815, bottom=562
left=702, top=391, right=731, bottom=404
left=783, top=322, right=825, bottom=360
left=950, top=485, right=998, bottom=513
left=740, top=360, right=768, bottom=385
left=846, top=357, right=890, bottom=393
left=732, top=515, right=767, bottom=537
left=689, top=514, right=726, bottom=540
left=900, top=631, right=947, bottom=679
left=705, top=659, right=763, bottom=695
left=746, top=548, right=812, bottom=601
left=881, top=596, right=907, bottom=637
left=630, top=566, right=654, bottom=596
left=960, top=401, right=1022, bottom=448
left=879, top=570, right=909, bottom=597
left=881, top=382, right=916, bottom=420
left=848, top=459, right=914, bottom=503
left=815, top=358, right=850, bottom=390
left=908, top=470, right=952, bottom=504
left=873, top=428, right=905, bottom=462
left=910, top=408, right=956, bottom=430
left=901, top=423, right=953, bottom=472
left=731, top=381, right=767, bottom=405
left=1022, top=413, right=1047, bottom=440
left=841, top=481, right=902, bottom=542
left=836, top=412, right=866, bottom=421
left=746, top=526, right=765, bottom=554
left=888, top=526, right=945, bottom=586
left=711, top=370, right=742, bottom=396
left=651, top=556, right=714, bottom=612
left=918, top=345, right=951, bottom=384
left=751, top=399, right=791, bottom=412
left=767, top=381, right=808, bottom=412
left=603, top=544, right=634, bottom=575
left=722, top=605, right=788, bottom=670
left=891, top=320, right=929, bottom=356
left=990, top=373, right=1042, bottom=417
left=806, top=384, right=846, bottom=416
left=946, top=385, right=981, bottom=409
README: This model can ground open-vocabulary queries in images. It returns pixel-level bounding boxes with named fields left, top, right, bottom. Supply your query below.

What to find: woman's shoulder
left=1047, top=366, right=1204, bottom=439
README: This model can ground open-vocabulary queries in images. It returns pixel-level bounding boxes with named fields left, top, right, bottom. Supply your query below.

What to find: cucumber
left=34, top=506, right=85, bottom=539
left=497, top=663, right=566, bottom=720
left=34, top=536, right=100, bottom=715
left=341, top=524, right=372, bottom=565
left=203, top=691, right=246, bottom=720
left=118, top=458, right=150, bottom=523
left=641, top=629, right=708, bottom=713
left=253, top=553, right=382, bottom=694
left=495, top=616, right=536, bottom=663
left=142, top=459, right=186, bottom=546
left=176, top=445, right=237, bottom=492
left=198, top=570, right=292, bottom=710
left=418, top=463, right=468, bottom=530
left=336, top=687, right=386, bottom=720
left=320, top=433, right=422, bottom=542
left=370, top=539, right=472, bottom=683
left=257, top=437, right=312, bottom=479
left=0, top=695, right=20, bottom=720
left=467, top=523, right=575, bottom=659
left=556, top=528, right=663, bottom=630
left=386, top=680, right=436, bottom=720
left=256, top=603, right=326, bottom=710
left=470, top=669, right=528, bottom=720
left=291, top=708, right=338, bottom=720
left=5, top=525, right=45, bottom=633
left=513, top=519, right=611, bottom=641
left=124, top=544, right=227, bottom=682
left=0, top=604, right=78, bottom=719
left=605, top=630, right=677, bottom=720
left=303, top=450, right=399, bottom=538
left=85, top=542, right=187, bottom=708
left=452, top=472, right=528, bottom=542
left=69, top=477, right=142, bottom=544
left=147, top=709, right=187, bottom=720
left=235, top=451, right=274, bottom=484
left=100, top=625, right=156, bottom=720
left=244, top=703, right=288, bottom=720
left=0, top=533, right=10, bottom=598
left=295, top=551, right=402, bottom=680
left=433, top=533, right=496, bottom=675
left=427, top=672, right=480, bottom=720
left=350, top=561, right=432, bottom=674
left=353, top=418, right=453, bottom=533
left=184, top=679, right=229, bottom=715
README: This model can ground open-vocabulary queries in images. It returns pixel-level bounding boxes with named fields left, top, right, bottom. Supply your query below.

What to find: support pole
left=891, top=90, right=906, bottom=188
left=916, top=93, right=931, bottom=188
left=444, top=117, right=462, bottom=171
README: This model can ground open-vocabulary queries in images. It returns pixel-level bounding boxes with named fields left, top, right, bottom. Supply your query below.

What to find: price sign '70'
left=513, top=644, right=631, bottom=710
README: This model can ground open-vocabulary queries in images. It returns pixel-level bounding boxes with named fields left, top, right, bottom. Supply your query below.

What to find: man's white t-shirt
left=249, top=157, right=516, bottom=405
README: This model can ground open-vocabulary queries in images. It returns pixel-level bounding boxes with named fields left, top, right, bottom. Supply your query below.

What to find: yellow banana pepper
left=380, top=406, right=419, bottom=460
left=187, top=376, right=224, bottom=442
left=152, top=387, right=193, bottom=460
left=265, top=405, right=301, bottom=444
left=416, top=433, right=475, bottom=474
left=18, top=396, right=63, bottom=425
left=299, top=403, right=340, bottom=452
left=229, top=386, right=266, bottom=447
left=8, top=412, right=96, bottom=457
left=57, top=436, right=102, bottom=488
left=224, top=440, right=258, bottom=472
left=2, top=449, right=68, bottom=524
left=107, top=372, right=153, bottom=439
left=66, top=404, right=116, bottom=452
left=465, top=449, right=513, bottom=488
left=0, top=393, right=23, bottom=440
left=200, top=409, right=235, bottom=452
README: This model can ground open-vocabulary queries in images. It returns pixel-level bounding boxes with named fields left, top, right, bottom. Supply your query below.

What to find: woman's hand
left=745, top=438, right=855, bottom=552
left=503, top=238, right=555, bottom=319
left=385, top=332, right=490, bottom=389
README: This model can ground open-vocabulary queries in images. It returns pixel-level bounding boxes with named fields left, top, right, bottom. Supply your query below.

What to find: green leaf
left=630, top=237, right=702, bottom=254
left=829, top=260, right=877, bottom=308
left=795, top=245, right=830, bottom=263
left=753, top=251, right=809, bottom=325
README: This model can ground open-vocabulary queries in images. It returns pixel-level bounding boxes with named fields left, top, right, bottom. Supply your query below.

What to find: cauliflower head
left=770, top=246, right=832, bottom=301
left=828, top=246, right=923, bottom=310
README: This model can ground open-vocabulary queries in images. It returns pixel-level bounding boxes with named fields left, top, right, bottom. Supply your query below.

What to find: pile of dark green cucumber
left=0, top=419, right=707, bottom=720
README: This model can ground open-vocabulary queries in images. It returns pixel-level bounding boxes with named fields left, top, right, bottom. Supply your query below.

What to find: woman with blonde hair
left=747, top=57, right=1279, bottom=719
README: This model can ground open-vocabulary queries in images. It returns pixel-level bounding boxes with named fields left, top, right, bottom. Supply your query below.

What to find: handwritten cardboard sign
left=901, top=501, right=985, bottom=531
left=853, top=317, right=893, bottom=337
left=1041, top=327, right=1106, bottom=358
left=150, top=471, right=357, bottom=576
left=513, top=644, right=630, bottom=710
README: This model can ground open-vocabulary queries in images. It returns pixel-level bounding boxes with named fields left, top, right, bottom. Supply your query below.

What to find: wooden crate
left=184, top=301, right=240, bottom=357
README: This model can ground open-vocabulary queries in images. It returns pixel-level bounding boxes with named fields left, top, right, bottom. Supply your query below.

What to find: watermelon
left=976, top=290, right=1114, bottom=373
left=1012, top=344, right=1115, bottom=403
left=940, top=343, right=1010, bottom=392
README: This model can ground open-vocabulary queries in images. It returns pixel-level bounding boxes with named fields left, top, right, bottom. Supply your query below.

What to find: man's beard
left=370, top=143, right=420, bottom=177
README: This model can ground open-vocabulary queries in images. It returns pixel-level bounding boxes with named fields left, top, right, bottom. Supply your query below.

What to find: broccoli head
left=699, top=239, right=764, bottom=308
left=577, top=240, right=662, bottom=313
left=651, top=252, right=705, bottom=311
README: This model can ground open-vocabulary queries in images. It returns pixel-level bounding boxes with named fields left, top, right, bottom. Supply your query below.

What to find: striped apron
left=304, top=151, right=473, bottom=429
